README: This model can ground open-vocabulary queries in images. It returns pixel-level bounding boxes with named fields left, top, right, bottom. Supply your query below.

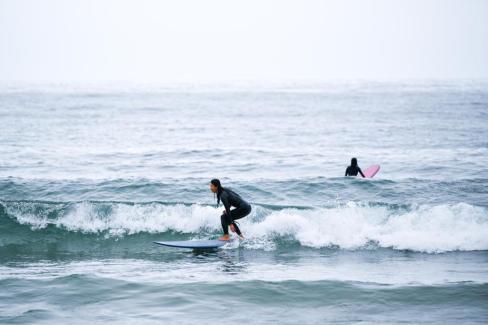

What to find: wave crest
left=1, top=201, right=487, bottom=253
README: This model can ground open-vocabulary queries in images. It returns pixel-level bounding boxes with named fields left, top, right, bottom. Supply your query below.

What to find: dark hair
left=351, top=158, right=358, bottom=167
left=211, top=179, right=223, bottom=205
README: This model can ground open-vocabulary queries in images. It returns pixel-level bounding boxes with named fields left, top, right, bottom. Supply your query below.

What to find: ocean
left=0, top=81, right=487, bottom=324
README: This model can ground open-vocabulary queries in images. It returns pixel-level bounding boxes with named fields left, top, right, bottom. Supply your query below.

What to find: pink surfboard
left=363, top=165, right=380, bottom=178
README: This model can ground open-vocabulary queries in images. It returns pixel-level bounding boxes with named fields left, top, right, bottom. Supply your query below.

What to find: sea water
left=0, top=81, right=487, bottom=324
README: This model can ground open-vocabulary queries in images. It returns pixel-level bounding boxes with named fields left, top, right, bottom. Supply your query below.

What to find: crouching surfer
left=209, top=179, right=251, bottom=241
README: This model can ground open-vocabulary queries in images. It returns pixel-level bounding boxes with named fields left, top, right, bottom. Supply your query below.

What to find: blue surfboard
left=153, top=240, right=226, bottom=249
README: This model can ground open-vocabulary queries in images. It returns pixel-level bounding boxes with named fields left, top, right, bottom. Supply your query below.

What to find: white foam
left=5, top=201, right=221, bottom=237
left=5, top=201, right=488, bottom=253
left=242, top=202, right=488, bottom=253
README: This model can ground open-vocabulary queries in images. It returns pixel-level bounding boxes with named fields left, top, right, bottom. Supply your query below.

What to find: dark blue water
left=1, top=81, right=487, bottom=324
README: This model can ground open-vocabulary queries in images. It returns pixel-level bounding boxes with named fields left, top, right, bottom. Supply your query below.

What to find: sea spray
left=2, top=200, right=487, bottom=253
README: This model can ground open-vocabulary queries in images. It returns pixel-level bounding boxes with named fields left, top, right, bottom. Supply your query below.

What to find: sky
left=0, top=0, right=487, bottom=83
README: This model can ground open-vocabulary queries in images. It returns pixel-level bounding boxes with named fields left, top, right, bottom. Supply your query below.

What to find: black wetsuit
left=345, top=165, right=365, bottom=177
left=220, top=188, right=251, bottom=235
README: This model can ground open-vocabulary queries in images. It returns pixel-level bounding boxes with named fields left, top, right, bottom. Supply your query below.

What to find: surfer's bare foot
left=218, top=235, right=230, bottom=241
left=239, top=235, right=244, bottom=240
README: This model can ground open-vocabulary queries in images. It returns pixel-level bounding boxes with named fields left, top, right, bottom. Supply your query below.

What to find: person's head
left=210, top=179, right=223, bottom=205
left=351, top=157, right=358, bottom=167
left=210, top=178, right=221, bottom=193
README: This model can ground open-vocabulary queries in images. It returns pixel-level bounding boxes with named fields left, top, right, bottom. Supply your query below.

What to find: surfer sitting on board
left=345, top=158, right=365, bottom=177
left=210, top=179, right=251, bottom=241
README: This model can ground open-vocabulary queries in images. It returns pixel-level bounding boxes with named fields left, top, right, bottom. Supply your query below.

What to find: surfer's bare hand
left=230, top=224, right=236, bottom=233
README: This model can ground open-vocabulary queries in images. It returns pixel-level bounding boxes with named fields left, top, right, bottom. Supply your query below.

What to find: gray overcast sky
left=1, top=0, right=487, bottom=83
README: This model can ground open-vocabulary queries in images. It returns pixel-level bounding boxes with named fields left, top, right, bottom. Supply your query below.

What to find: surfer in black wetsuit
left=345, top=158, right=365, bottom=177
left=210, top=179, right=251, bottom=241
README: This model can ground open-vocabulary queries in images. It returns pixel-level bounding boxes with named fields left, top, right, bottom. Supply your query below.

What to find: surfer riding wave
left=210, top=179, right=251, bottom=241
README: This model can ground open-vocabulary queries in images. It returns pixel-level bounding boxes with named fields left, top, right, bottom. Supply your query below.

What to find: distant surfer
left=210, top=179, right=251, bottom=241
left=345, top=158, right=365, bottom=177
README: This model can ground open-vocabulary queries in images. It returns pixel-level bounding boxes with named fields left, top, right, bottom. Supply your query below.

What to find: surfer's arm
left=220, top=192, right=233, bottom=223
left=359, top=168, right=365, bottom=178
left=345, top=167, right=350, bottom=176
